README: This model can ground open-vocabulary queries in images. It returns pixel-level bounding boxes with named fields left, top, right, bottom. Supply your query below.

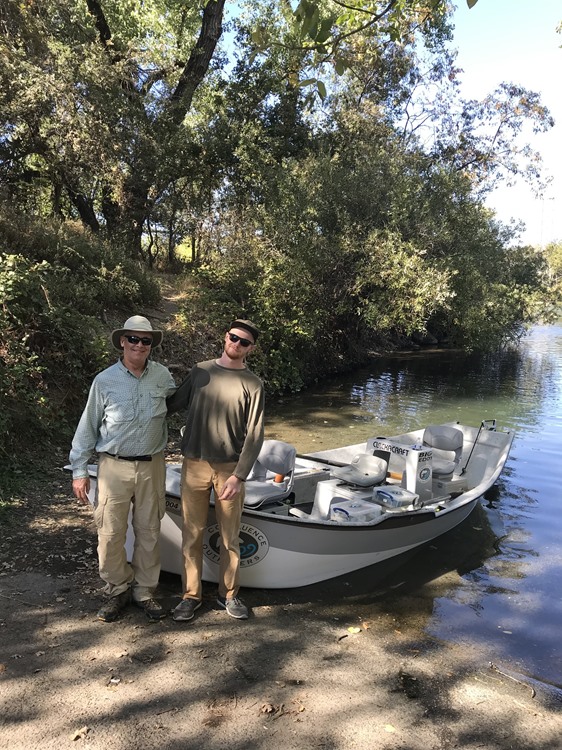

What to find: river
left=264, top=324, right=562, bottom=687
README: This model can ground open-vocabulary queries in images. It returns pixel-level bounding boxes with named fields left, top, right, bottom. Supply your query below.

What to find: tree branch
left=170, top=0, right=226, bottom=118
left=85, top=0, right=112, bottom=48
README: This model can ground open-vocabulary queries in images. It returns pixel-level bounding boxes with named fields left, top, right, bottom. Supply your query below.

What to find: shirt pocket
left=104, top=391, right=135, bottom=424
left=149, top=388, right=168, bottom=419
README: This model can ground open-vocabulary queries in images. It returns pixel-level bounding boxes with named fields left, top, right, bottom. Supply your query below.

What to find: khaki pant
left=180, top=458, right=245, bottom=601
left=94, top=452, right=166, bottom=601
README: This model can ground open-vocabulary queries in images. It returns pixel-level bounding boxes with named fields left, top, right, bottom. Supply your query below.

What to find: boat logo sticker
left=203, top=522, right=270, bottom=567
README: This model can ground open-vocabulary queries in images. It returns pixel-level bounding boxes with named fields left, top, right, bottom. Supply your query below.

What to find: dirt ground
left=1, top=460, right=561, bottom=750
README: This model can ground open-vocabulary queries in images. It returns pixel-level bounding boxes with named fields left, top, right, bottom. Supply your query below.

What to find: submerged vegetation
left=1, top=0, right=561, bottom=470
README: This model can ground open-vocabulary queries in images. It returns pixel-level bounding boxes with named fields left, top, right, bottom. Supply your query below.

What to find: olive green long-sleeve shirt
left=166, top=360, right=264, bottom=480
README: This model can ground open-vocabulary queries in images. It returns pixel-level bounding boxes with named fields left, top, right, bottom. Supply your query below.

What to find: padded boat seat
left=331, top=454, right=387, bottom=487
left=423, top=425, right=463, bottom=478
left=243, top=440, right=297, bottom=508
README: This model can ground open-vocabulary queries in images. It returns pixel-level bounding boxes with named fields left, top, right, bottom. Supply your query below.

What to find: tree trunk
left=116, top=0, right=226, bottom=258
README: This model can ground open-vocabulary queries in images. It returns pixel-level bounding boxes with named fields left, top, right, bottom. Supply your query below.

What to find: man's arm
left=231, top=384, right=265, bottom=482
left=218, top=382, right=265, bottom=501
left=166, top=369, right=192, bottom=415
left=69, top=380, right=104, bottom=479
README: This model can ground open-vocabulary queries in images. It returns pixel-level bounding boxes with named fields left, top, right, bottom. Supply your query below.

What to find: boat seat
left=423, top=425, right=463, bottom=478
left=243, top=440, right=297, bottom=508
left=331, top=454, right=387, bottom=487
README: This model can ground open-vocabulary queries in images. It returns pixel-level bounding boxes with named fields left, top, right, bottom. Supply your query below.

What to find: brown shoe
left=134, top=597, right=167, bottom=621
left=97, top=589, right=132, bottom=622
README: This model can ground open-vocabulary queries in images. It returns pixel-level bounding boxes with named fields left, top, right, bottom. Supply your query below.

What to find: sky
left=451, top=0, right=561, bottom=246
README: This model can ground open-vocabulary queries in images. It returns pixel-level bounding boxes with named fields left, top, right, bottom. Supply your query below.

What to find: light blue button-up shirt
left=69, top=359, right=176, bottom=478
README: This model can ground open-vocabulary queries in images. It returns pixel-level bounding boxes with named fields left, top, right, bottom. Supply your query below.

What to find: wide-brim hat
left=230, top=318, right=259, bottom=342
left=111, top=315, right=163, bottom=351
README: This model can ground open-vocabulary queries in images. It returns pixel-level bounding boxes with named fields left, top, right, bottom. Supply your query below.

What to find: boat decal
left=203, top=522, right=270, bottom=567
left=371, top=440, right=410, bottom=456
left=165, top=497, right=181, bottom=516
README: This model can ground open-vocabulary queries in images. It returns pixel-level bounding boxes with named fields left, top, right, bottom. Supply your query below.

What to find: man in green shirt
left=167, top=319, right=265, bottom=621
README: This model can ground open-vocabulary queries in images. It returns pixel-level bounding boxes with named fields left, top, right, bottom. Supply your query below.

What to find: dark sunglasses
left=228, top=332, right=253, bottom=347
left=124, top=335, right=153, bottom=346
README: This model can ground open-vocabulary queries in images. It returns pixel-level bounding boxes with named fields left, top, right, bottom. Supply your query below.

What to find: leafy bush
left=0, top=209, right=161, bottom=465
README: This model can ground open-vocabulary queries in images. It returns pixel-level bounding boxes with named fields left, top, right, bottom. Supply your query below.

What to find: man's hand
left=218, top=475, right=243, bottom=501
left=72, top=477, right=91, bottom=505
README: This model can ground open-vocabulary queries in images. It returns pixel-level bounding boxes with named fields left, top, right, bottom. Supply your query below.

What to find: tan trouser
left=94, top=452, right=166, bottom=601
left=180, top=458, right=245, bottom=601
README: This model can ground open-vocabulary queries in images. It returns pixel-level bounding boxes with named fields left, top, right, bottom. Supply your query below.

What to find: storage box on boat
left=373, top=486, right=419, bottom=509
left=329, top=499, right=382, bottom=523
left=434, top=477, right=468, bottom=495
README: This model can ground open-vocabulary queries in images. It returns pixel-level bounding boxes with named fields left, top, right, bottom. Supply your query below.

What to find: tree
left=0, top=0, right=226, bottom=256
left=1, top=0, right=463, bottom=257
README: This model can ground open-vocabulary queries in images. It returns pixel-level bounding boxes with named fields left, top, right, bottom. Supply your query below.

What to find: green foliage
left=349, top=231, right=454, bottom=334
left=0, top=207, right=160, bottom=464
left=543, top=241, right=562, bottom=307
left=0, top=0, right=558, bottom=427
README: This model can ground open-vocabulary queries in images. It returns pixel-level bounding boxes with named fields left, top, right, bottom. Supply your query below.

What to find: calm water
left=264, top=325, right=562, bottom=686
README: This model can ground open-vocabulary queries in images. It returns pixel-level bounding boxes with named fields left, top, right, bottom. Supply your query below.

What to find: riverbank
left=1, top=464, right=561, bottom=749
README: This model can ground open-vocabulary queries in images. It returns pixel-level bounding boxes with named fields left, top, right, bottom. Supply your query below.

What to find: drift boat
left=74, top=419, right=514, bottom=588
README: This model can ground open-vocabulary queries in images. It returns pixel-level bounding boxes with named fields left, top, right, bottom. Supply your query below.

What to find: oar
left=460, top=419, right=498, bottom=475
left=295, top=453, right=347, bottom=467
left=460, top=420, right=486, bottom=475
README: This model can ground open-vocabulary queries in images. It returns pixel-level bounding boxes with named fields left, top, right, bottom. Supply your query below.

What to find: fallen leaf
left=384, top=724, right=396, bottom=733
left=260, top=703, right=277, bottom=714
left=71, top=726, right=90, bottom=741
left=347, top=626, right=361, bottom=634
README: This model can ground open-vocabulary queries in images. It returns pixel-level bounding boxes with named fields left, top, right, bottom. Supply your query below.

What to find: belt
left=105, top=453, right=152, bottom=462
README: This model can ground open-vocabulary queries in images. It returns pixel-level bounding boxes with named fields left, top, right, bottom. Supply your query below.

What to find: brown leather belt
left=105, top=453, right=152, bottom=462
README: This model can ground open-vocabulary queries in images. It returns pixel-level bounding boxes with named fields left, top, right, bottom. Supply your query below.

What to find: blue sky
left=451, top=0, right=561, bottom=246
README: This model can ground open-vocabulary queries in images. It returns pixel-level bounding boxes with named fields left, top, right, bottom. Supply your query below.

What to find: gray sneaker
left=97, top=589, right=132, bottom=622
left=217, top=595, right=249, bottom=620
left=173, top=598, right=202, bottom=622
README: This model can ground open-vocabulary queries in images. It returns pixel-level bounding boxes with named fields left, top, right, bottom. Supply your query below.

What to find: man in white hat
left=70, top=315, right=176, bottom=622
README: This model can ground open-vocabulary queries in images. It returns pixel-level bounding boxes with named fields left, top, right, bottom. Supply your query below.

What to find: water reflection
left=267, top=330, right=562, bottom=452
left=265, top=325, right=562, bottom=686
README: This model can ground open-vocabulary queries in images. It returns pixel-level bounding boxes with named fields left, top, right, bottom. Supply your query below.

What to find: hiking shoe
left=97, top=589, right=132, bottom=622
left=172, top=598, right=202, bottom=622
left=217, top=595, right=249, bottom=620
left=134, top=597, right=167, bottom=621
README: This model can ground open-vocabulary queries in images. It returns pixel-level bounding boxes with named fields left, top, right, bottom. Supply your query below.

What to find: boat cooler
left=312, top=479, right=380, bottom=521
left=330, top=498, right=382, bottom=523
left=313, top=478, right=420, bottom=522
left=372, top=485, right=420, bottom=510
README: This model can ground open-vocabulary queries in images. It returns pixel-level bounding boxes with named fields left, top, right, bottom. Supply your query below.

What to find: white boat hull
left=79, top=420, right=514, bottom=588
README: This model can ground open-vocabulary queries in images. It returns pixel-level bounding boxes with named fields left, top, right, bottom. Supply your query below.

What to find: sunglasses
left=124, top=335, right=153, bottom=346
left=227, top=332, right=253, bottom=347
